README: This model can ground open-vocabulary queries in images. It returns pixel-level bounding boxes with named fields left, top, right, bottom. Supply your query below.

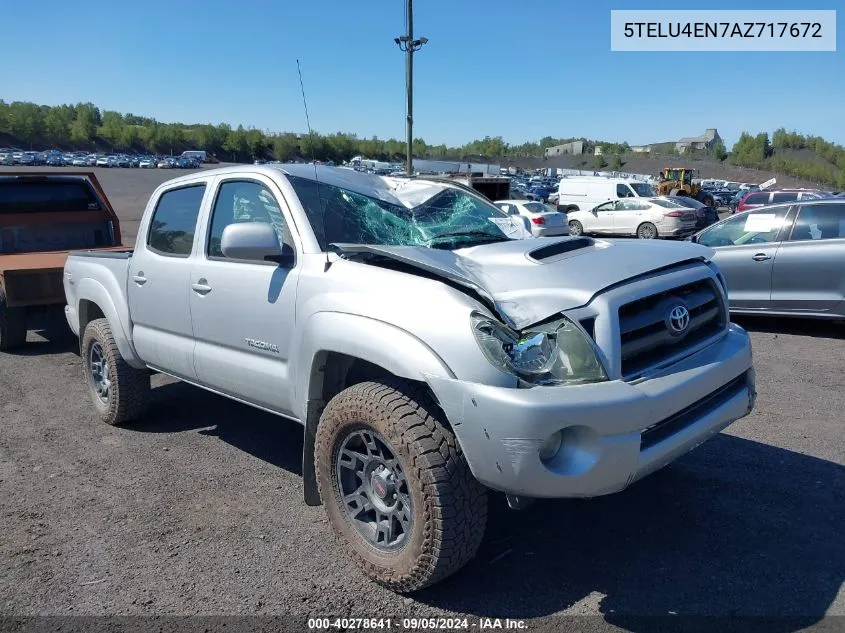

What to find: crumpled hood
left=340, top=237, right=714, bottom=330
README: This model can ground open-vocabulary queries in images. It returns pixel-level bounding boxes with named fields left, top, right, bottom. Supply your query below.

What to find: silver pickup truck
left=63, top=164, right=756, bottom=592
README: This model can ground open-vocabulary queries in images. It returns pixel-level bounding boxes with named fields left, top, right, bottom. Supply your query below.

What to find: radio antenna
left=296, top=59, right=332, bottom=269
left=297, top=59, right=319, bottom=176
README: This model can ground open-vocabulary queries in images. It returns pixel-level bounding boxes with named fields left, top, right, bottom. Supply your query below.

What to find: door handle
left=191, top=279, right=212, bottom=295
left=751, top=253, right=771, bottom=262
left=132, top=274, right=147, bottom=285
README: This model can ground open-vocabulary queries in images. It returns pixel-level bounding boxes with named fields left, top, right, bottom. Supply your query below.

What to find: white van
left=556, top=177, right=656, bottom=213
left=180, top=150, right=207, bottom=162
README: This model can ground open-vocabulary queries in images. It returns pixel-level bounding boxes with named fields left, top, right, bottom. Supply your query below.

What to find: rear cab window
left=0, top=179, right=100, bottom=213
left=146, top=184, right=206, bottom=257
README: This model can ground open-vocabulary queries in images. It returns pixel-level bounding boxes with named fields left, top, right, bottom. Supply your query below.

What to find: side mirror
left=221, top=222, right=294, bottom=266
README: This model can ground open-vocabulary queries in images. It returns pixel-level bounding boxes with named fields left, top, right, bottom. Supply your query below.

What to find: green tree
left=99, top=111, right=125, bottom=146
left=272, top=133, right=299, bottom=162
left=246, top=129, right=266, bottom=158
left=710, top=140, right=728, bottom=161
left=42, top=107, right=71, bottom=145
left=609, top=154, right=623, bottom=170
left=223, top=127, right=248, bottom=160
left=70, top=104, right=99, bottom=145
left=594, top=154, right=608, bottom=169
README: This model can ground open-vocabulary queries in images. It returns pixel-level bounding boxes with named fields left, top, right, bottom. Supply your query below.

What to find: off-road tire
left=0, top=287, right=27, bottom=351
left=81, top=318, right=150, bottom=426
left=568, top=220, right=584, bottom=236
left=702, top=195, right=715, bottom=207
left=637, top=222, right=658, bottom=239
left=315, top=380, right=487, bottom=593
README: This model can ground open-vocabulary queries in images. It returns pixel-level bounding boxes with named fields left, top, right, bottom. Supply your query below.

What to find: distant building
left=675, top=128, right=721, bottom=154
left=631, top=145, right=651, bottom=153
left=594, top=146, right=603, bottom=156
left=544, top=141, right=584, bottom=157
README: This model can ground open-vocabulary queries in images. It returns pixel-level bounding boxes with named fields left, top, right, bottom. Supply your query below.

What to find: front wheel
left=568, top=220, right=584, bottom=236
left=315, top=380, right=487, bottom=593
left=637, top=222, right=658, bottom=239
left=81, top=318, right=150, bottom=426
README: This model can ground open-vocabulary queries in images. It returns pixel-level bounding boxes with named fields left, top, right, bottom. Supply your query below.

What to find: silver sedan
left=493, top=199, right=569, bottom=237
left=689, top=198, right=845, bottom=319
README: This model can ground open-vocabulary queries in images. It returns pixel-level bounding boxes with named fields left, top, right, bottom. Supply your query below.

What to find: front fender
left=75, top=277, right=143, bottom=369
left=294, top=311, right=455, bottom=420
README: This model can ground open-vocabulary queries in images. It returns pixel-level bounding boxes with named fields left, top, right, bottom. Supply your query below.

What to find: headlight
left=471, top=313, right=607, bottom=386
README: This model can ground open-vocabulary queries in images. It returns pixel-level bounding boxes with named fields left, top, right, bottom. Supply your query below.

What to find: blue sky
left=1, top=0, right=841, bottom=148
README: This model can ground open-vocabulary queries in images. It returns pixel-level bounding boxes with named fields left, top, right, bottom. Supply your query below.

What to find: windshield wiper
left=425, top=230, right=511, bottom=248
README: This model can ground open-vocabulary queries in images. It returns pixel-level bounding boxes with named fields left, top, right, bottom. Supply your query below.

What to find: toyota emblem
left=667, top=304, right=690, bottom=334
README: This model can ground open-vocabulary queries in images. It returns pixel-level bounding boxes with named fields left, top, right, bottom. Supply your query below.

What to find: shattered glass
left=287, top=175, right=529, bottom=250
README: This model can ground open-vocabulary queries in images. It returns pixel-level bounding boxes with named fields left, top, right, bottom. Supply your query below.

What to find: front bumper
left=427, top=324, right=755, bottom=498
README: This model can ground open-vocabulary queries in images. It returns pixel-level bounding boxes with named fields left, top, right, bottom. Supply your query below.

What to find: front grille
left=640, top=371, right=749, bottom=450
left=619, top=279, right=726, bottom=378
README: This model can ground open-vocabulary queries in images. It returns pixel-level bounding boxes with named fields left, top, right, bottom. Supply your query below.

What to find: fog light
left=539, top=431, right=563, bottom=462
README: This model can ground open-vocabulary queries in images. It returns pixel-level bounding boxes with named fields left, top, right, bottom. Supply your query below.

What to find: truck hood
left=332, top=237, right=714, bottom=330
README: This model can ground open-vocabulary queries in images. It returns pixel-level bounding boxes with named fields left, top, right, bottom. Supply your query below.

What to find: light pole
left=394, top=0, right=427, bottom=176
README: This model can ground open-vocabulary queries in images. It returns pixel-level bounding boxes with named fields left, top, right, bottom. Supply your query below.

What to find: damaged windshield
left=287, top=175, right=526, bottom=250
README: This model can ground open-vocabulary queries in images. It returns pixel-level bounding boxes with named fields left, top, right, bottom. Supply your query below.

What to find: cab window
left=147, top=184, right=206, bottom=257
left=616, top=184, right=633, bottom=198
left=788, top=204, right=845, bottom=242
left=207, top=180, right=293, bottom=259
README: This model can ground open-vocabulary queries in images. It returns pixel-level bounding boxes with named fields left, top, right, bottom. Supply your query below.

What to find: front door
left=590, top=200, right=617, bottom=233
left=189, top=177, right=300, bottom=417
left=127, top=183, right=207, bottom=380
left=698, top=206, right=792, bottom=310
left=770, top=202, right=845, bottom=313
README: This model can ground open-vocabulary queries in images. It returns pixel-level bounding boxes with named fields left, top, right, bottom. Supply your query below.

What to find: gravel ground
left=0, top=166, right=843, bottom=628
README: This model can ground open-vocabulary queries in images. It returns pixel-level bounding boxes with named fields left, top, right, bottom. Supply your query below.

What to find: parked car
left=95, top=156, right=112, bottom=167
left=662, top=195, right=719, bottom=230
left=566, top=196, right=697, bottom=239
left=689, top=198, right=845, bottom=319
left=729, top=190, right=749, bottom=213
left=556, top=177, right=656, bottom=214
left=0, top=152, right=16, bottom=166
left=493, top=199, right=569, bottom=237
left=139, top=157, right=156, bottom=169
left=735, top=189, right=829, bottom=214
left=63, top=163, right=755, bottom=592
left=525, top=185, right=554, bottom=203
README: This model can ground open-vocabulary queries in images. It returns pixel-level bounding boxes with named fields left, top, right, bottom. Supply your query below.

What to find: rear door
left=697, top=205, right=792, bottom=310
left=769, top=202, right=845, bottom=314
left=127, top=183, right=208, bottom=379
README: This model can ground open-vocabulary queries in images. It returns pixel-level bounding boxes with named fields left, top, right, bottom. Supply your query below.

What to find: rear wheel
left=315, top=380, right=487, bottom=593
left=637, top=222, right=658, bottom=239
left=0, top=288, right=27, bottom=351
left=81, top=318, right=150, bottom=426
left=568, top=220, right=584, bottom=236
